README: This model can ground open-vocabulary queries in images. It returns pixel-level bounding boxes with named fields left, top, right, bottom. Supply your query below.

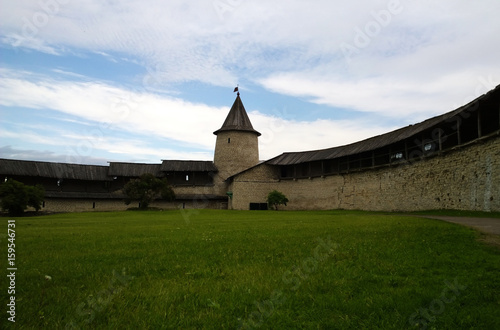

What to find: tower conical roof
left=213, top=94, right=261, bottom=136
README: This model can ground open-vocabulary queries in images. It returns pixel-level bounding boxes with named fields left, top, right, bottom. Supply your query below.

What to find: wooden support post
left=477, top=109, right=482, bottom=138
left=404, top=140, right=408, bottom=160
left=438, top=129, right=442, bottom=151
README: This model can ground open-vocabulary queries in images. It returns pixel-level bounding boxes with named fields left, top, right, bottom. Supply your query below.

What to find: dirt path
left=416, top=215, right=500, bottom=235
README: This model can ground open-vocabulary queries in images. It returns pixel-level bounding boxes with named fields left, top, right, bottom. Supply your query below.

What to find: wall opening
left=391, top=152, right=404, bottom=161
left=250, top=203, right=268, bottom=210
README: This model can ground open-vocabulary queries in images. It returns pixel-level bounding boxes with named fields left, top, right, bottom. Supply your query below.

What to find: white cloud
left=0, top=2, right=493, bottom=81
left=0, top=146, right=110, bottom=165
left=1, top=0, right=499, bottom=92
left=259, top=70, right=500, bottom=121
left=1, top=35, right=62, bottom=55
left=1, top=1, right=499, bottom=163
left=0, top=69, right=224, bottom=147
left=252, top=112, right=392, bottom=159
left=0, top=120, right=213, bottom=163
left=0, top=69, right=394, bottom=162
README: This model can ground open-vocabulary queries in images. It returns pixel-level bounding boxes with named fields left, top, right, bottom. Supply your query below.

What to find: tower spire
left=213, top=91, right=261, bottom=136
left=213, top=90, right=261, bottom=180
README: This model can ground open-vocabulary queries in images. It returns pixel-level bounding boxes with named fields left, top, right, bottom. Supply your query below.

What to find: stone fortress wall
left=38, top=198, right=224, bottom=213
left=230, top=134, right=499, bottom=212
left=3, top=86, right=499, bottom=214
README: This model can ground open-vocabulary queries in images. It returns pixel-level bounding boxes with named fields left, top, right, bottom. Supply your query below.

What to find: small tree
left=26, top=184, right=45, bottom=212
left=267, top=190, right=289, bottom=211
left=123, top=173, right=175, bottom=209
left=0, top=179, right=45, bottom=216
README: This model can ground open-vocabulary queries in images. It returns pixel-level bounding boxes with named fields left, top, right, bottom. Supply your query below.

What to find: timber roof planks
left=0, top=159, right=111, bottom=181
left=107, top=161, right=217, bottom=177
left=1, top=160, right=218, bottom=181
left=108, top=162, right=164, bottom=177
left=161, top=160, right=217, bottom=172
left=267, top=84, right=500, bottom=166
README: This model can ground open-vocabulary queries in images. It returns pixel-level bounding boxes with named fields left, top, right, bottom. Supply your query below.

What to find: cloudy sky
left=1, top=0, right=499, bottom=165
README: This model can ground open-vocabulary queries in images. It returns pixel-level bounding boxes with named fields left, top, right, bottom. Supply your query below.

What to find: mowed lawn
left=1, top=210, right=499, bottom=329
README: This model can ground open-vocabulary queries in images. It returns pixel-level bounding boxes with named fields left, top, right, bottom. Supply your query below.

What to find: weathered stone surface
left=37, top=197, right=224, bottom=212
left=230, top=135, right=500, bottom=212
left=214, top=130, right=259, bottom=180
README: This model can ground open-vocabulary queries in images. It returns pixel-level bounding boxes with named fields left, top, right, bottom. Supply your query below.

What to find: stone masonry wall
left=37, top=197, right=223, bottom=213
left=214, top=131, right=259, bottom=180
left=39, top=199, right=127, bottom=213
left=26, top=184, right=228, bottom=213
left=231, top=134, right=500, bottom=212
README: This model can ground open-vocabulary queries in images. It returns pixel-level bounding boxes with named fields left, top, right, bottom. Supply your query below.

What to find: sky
left=1, top=0, right=499, bottom=165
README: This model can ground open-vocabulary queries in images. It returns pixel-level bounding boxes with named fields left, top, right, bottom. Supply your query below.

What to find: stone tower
left=213, top=92, right=261, bottom=180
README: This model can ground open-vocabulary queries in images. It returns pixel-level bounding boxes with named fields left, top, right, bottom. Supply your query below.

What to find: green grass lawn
left=1, top=210, right=499, bottom=329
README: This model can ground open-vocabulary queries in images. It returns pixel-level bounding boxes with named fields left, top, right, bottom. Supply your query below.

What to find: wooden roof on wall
left=160, top=160, right=217, bottom=172
left=0, top=159, right=218, bottom=180
left=108, top=162, right=164, bottom=177
left=0, top=159, right=111, bottom=181
left=267, top=84, right=500, bottom=166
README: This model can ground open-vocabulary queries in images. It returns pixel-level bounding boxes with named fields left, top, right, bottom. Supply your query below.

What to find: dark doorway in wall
left=249, top=203, right=268, bottom=210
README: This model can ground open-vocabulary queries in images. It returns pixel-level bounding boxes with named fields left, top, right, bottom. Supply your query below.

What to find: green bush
left=267, top=190, right=289, bottom=210
left=123, top=173, right=175, bottom=209
left=0, top=179, right=45, bottom=216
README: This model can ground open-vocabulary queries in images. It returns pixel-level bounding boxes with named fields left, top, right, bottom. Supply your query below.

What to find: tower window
left=186, top=175, right=189, bottom=181
left=228, top=138, right=231, bottom=143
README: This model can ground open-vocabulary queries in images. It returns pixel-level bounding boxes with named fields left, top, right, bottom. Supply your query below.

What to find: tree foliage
left=267, top=190, right=289, bottom=210
left=0, top=179, right=45, bottom=216
left=123, top=173, right=175, bottom=209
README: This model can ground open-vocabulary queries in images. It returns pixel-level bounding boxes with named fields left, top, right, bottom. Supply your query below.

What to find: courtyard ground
left=415, top=215, right=500, bottom=235
left=1, top=210, right=499, bottom=329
